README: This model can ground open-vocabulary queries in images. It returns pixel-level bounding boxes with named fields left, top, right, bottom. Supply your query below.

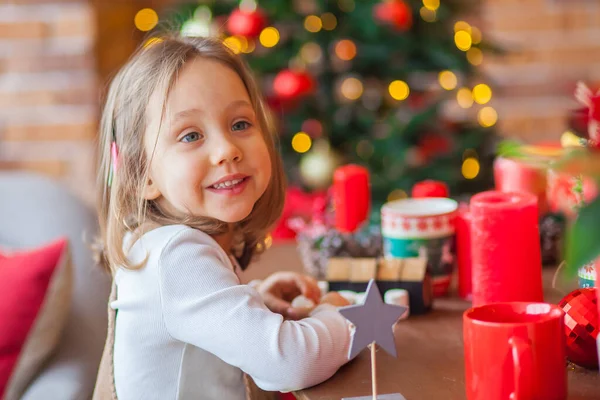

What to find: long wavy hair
left=96, top=35, right=286, bottom=273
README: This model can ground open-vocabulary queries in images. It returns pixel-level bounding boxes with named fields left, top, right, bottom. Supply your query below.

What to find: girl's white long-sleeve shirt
left=112, top=224, right=352, bottom=400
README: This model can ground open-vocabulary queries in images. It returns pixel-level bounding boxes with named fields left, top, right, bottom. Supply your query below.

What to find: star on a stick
left=339, top=279, right=407, bottom=359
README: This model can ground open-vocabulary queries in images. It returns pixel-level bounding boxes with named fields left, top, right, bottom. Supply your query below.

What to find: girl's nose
left=210, top=135, right=243, bottom=165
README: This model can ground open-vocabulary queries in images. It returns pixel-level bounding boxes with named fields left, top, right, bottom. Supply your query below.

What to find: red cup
left=463, top=302, right=567, bottom=400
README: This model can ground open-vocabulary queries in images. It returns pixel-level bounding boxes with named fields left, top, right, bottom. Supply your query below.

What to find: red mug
left=463, top=302, right=566, bottom=400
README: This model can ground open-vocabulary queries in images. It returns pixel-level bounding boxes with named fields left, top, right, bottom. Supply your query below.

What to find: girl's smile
left=206, top=174, right=251, bottom=196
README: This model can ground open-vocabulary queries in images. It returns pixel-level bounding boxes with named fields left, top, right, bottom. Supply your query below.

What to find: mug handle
left=508, top=336, right=533, bottom=400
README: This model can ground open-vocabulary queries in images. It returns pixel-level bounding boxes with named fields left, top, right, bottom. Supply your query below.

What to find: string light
left=239, top=0, right=258, bottom=12
left=304, top=15, right=323, bottom=32
left=467, top=48, right=483, bottom=66
left=478, top=106, right=498, bottom=127
left=300, top=42, right=323, bottom=64
left=471, top=26, right=482, bottom=44
left=454, top=21, right=472, bottom=34
left=423, top=0, right=440, bottom=11
left=259, top=27, right=279, bottom=47
left=134, top=8, right=158, bottom=32
left=462, top=158, right=480, bottom=179
left=457, top=88, right=474, bottom=108
left=472, top=84, right=492, bottom=104
left=292, top=132, right=312, bottom=153
left=335, top=39, right=357, bottom=61
left=193, top=5, right=212, bottom=21
left=242, top=39, right=256, bottom=53
left=321, top=12, right=338, bottom=30
left=356, top=140, right=374, bottom=160
left=224, top=36, right=243, bottom=54
left=439, top=70, right=457, bottom=90
left=420, top=7, right=436, bottom=22
left=341, top=77, right=364, bottom=100
left=388, top=80, right=410, bottom=100
left=455, top=30, right=472, bottom=51
left=388, top=189, right=408, bottom=202
left=338, top=0, right=355, bottom=12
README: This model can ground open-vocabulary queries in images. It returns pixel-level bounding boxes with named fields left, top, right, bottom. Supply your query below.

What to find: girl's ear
left=143, top=177, right=161, bottom=200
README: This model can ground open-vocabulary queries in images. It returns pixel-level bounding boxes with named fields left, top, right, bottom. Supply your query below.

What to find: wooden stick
left=371, top=341, right=377, bottom=400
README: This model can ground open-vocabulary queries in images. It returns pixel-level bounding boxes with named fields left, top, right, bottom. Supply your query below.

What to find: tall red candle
left=455, top=204, right=472, bottom=300
left=333, top=164, right=370, bottom=233
left=470, top=191, right=543, bottom=307
left=493, top=156, right=548, bottom=215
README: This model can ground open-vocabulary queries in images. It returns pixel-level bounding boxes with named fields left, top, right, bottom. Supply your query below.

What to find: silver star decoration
left=339, top=279, right=408, bottom=359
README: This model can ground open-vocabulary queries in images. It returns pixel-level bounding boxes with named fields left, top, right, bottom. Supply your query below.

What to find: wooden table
left=294, top=269, right=600, bottom=400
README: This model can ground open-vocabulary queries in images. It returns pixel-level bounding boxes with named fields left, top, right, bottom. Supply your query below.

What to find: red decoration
left=559, top=288, right=599, bottom=369
left=470, top=191, right=543, bottom=307
left=273, top=70, right=315, bottom=100
left=271, top=187, right=327, bottom=241
left=546, top=169, right=598, bottom=219
left=373, top=0, right=413, bottom=31
left=417, top=134, right=452, bottom=162
left=573, top=82, right=600, bottom=143
left=333, top=165, right=370, bottom=233
left=412, top=180, right=449, bottom=198
left=226, top=8, right=267, bottom=38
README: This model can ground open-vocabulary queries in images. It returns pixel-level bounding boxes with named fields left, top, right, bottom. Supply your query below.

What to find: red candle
left=493, top=156, right=548, bottom=215
left=470, top=191, right=543, bottom=306
left=455, top=203, right=472, bottom=300
left=333, top=165, right=370, bottom=233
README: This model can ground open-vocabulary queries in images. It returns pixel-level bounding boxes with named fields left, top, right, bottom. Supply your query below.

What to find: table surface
left=294, top=268, right=600, bottom=400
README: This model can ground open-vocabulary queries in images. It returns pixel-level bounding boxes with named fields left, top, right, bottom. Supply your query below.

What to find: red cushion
left=0, top=238, right=67, bottom=396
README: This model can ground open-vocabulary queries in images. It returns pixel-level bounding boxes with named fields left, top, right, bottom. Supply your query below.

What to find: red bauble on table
left=273, top=70, right=315, bottom=100
left=227, top=8, right=267, bottom=38
left=373, top=0, right=413, bottom=31
left=558, top=288, right=599, bottom=369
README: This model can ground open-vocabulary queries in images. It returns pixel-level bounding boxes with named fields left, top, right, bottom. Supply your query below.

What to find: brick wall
left=480, top=0, right=600, bottom=143
left=0, top=0, right=98, bottom=204
left=2, top=1, right=600, bottom=204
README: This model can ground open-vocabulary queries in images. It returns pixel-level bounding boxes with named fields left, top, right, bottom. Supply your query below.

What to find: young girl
left=93, top=35, right=353, bottom=400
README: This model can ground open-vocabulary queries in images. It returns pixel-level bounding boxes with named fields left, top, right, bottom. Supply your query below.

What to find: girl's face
left=143, top=58, right=272, bottom=223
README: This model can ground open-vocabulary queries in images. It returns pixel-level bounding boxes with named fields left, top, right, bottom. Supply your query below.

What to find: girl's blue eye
left=232, top=121, right=251, bottom=131
left=181, top=131, right=202, bottom=143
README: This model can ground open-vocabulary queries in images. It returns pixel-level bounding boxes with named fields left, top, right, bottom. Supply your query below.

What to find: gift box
left=325, top=257, right=433, bottom=315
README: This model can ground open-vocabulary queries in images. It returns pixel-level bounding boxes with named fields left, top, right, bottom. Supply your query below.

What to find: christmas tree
left=165, top=0, right=498, bottom=211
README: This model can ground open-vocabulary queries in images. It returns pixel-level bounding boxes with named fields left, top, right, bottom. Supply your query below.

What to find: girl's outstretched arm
left=158, top=228, right=352, bottom=392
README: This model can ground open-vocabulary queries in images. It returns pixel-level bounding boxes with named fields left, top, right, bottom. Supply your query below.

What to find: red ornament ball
left=227, top=8, right=267, bottom=38
left=412, top=180, right=449, bottom=198
left=558, top=288, right=599, bottom=369
left=373, top=0, right=413, bottom=31
left=273, top=70, right=315, bottom=100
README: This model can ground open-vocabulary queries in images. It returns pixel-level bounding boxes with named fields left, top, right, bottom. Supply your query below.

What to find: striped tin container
left=381, top=198, right=458, bottom=296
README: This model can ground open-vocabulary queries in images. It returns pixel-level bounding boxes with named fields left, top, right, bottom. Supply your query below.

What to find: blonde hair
left=96, top=35, right=286, bottom=273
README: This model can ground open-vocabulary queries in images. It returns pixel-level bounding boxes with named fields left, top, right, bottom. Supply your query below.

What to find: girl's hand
left=319, top=292, right=351, bottom=308
left=257, top=272, right=321, bottom=320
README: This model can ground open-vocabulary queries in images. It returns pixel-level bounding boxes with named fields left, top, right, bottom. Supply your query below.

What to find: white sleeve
left=157, top=229, right=352, bottom=392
